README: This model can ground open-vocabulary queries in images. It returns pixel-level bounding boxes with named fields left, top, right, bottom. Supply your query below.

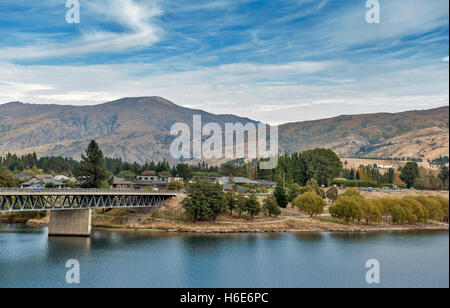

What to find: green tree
left=289, top=183, right=302, bottom=202
left=225, top=191, right=238, bottom=216
left=274, top=182, right=289, bottom=208
left=301, top=148, right=343, bottom=186
left=438, top=166, right=449, bottom=190
left=74, top=140, right=108, bottom=188
left=330, top=196, right=361, bottom=224
left=400, top=162, right=420, bottom=189
left=236, top=194, right=247, bottom=216
left=45, top=182, right=57, bottom=189
left=326, top=186, right=339, bottom=203
left=245, top=194, right=261, bottom=220
left=0, top=166, right=16, bottom=187
left=182, top=181, right=227, bottom=222
left=117, top=170, right=136, bottom=181
left=167, top=181, right=184, bottom=191
left=361, top=200, right=382, bottom=225
left=262, top=195, right=281, bottom=217
left=293, top=192, right=326, bottom=218
left=304, top=179, right=326, bottom=198
left=341, top=188, right=362, bottom=198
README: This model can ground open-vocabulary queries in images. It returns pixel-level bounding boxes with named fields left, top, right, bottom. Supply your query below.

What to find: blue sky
left=0, top=0, right=448, bottom=124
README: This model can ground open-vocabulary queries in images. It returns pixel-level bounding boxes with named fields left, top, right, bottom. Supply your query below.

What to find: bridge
left=0, top=189, right=180, bottom=237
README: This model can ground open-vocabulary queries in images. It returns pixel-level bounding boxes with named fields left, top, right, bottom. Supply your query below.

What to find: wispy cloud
left=0, top=0, right=448, bottom=124
left=0, top=0, right=162, bottom=59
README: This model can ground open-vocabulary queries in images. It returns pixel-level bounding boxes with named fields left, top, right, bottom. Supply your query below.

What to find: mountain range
left=0, top=97, right=448, bottom=164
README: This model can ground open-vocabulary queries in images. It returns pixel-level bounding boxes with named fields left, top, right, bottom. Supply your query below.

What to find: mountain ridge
left=0, top=97, right=448, bottom=164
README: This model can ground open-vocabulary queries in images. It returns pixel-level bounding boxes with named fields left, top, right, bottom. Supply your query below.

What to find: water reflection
left=47, top=236, right=91, bottom=261
left=1, top=224, right=448, bottom=288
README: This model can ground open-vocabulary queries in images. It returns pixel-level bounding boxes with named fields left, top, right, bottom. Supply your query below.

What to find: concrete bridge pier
left=48, top=210, right=92, bottom=237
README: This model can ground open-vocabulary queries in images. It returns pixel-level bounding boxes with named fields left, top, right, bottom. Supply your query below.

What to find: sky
left=0, top=0, right=448, bottom=125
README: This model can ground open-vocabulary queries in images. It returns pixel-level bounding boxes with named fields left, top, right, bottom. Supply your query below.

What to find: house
left=132, top=175, right=170, bottom=190
left=255, top=180, right=277, bottom=188
left=112, top=175, right=183, bottom=190
left=112, top=177, right=135, bottom=189
left=34, top=174, right=54, bottom=181
left=136, top=175, right=161, bottom=181
left=22, top=178, right=65, bottom=189
left=14, top=172, right=34, bottom=182
left=217, top=177, right=260, bottom=185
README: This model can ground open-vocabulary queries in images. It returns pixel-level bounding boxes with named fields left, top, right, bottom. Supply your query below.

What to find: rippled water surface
left=0, top=224, right=448, bottom=288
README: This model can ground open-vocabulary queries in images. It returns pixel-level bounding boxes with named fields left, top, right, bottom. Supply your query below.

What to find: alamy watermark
left=66, top=0, right=80, bottom=24
left=365, top=259, right=381, bottom=284
left=66, top=259, right=80, bottom=284
left=365, top=0, right=380, bottom=24
left=170, top=115, right=279, bottom=170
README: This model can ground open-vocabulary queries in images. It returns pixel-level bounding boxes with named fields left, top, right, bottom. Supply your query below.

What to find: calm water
left=0, top=224, right=448, bottom=288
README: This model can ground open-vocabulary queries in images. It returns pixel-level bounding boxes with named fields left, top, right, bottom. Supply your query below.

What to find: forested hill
left=0, top=97, right=448, bottom=163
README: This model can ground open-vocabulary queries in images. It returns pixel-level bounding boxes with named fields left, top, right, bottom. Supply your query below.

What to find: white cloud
left=0, top=0, right=162, bottom=60
left=0, top=58, right=448, bottom=125
left=443, top=56, right=449, bottom=62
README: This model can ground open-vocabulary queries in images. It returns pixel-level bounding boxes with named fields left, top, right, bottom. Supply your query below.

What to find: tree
left=326, top=186, right=339, bottom=203
left=329, top=196, right=361, bottom=224
left=289, top=183, right=302, bottom=202
left=293, top=192, right=326, bottom=218
left=301, top=148, right=343, bottom=186
left=341, top=188, right=362, bottom=198
left=356, top=171, right=361, bottom=181
left=176, top=164, right=193, bottom=181
left=168, top=181, right=184, bottom=191
left=117, top=170, right=136, bottom=181
left=0, top=166, right=16, bottom=187
left=225, top=191, right=238, bottom=216
left=245, top=194, right=261, bottom=220
left=262, top=195, right=281, bottom=217
left=182, top=181, right=227, bottom=222
left=45, top=182, right=57, bottom=189
left=274, top=182, right=289, bottom=208
left=301, top=179, right=325, bottom=199
left=74, top=140, right=108, bottom=188
left=236, top=194, right=247, bottom=216
left=400, top=162, right=419, bottom=189
left=439, top=166, right=449, bottom=190
left=361, top=200, right=382, bottom=225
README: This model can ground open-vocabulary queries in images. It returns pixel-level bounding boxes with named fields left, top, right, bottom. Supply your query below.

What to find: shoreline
left=91, top=225, right=449, bottom=234
left=4, top=220, right=446, bottom=234
left=2, top=213, right=448, bottom=235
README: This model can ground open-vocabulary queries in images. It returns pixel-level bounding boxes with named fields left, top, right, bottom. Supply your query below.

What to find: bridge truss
left=0, top=189, right=177, bottom=212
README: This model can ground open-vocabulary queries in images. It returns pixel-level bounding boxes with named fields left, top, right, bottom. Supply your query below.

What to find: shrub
left=293, top=192, right=326, bottom=218
left=329, top=196, right=360, bottom=224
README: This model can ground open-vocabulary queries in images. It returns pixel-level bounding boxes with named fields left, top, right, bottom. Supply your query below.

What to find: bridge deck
left=0, top=188, right=180, bottom=196
left=0, top=189, right=181, bottom=212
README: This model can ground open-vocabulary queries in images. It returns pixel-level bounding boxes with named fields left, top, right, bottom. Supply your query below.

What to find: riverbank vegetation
left=329, top=189, right=449, bottom=225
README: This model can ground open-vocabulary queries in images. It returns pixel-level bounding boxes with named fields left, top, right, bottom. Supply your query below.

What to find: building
left=112, top=177, right=135, bottom=189
left=217, top=177, right=260, bottom=185
left=112, top=175, right=183, bottom=190
left=13, top=172, right=34, bottom=182
left=255, top=180, right=277, bottom=188
left=34, top=174, right=54, bottom=181
left=55, top=175, right=77, bottom=182
left=22, top=178, right=66, bottom=189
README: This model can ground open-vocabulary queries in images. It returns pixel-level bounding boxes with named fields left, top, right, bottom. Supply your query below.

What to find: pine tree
left=74, top=140, right=108, bottom=188
left=274, top=182, right=289, bottom=208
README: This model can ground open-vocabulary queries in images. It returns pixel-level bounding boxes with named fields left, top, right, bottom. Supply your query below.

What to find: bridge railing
left=0, top=188, right=182, bottom=194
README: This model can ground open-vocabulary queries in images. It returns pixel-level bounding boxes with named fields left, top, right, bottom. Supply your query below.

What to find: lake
left=0, top=224, right=448, bottom=288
